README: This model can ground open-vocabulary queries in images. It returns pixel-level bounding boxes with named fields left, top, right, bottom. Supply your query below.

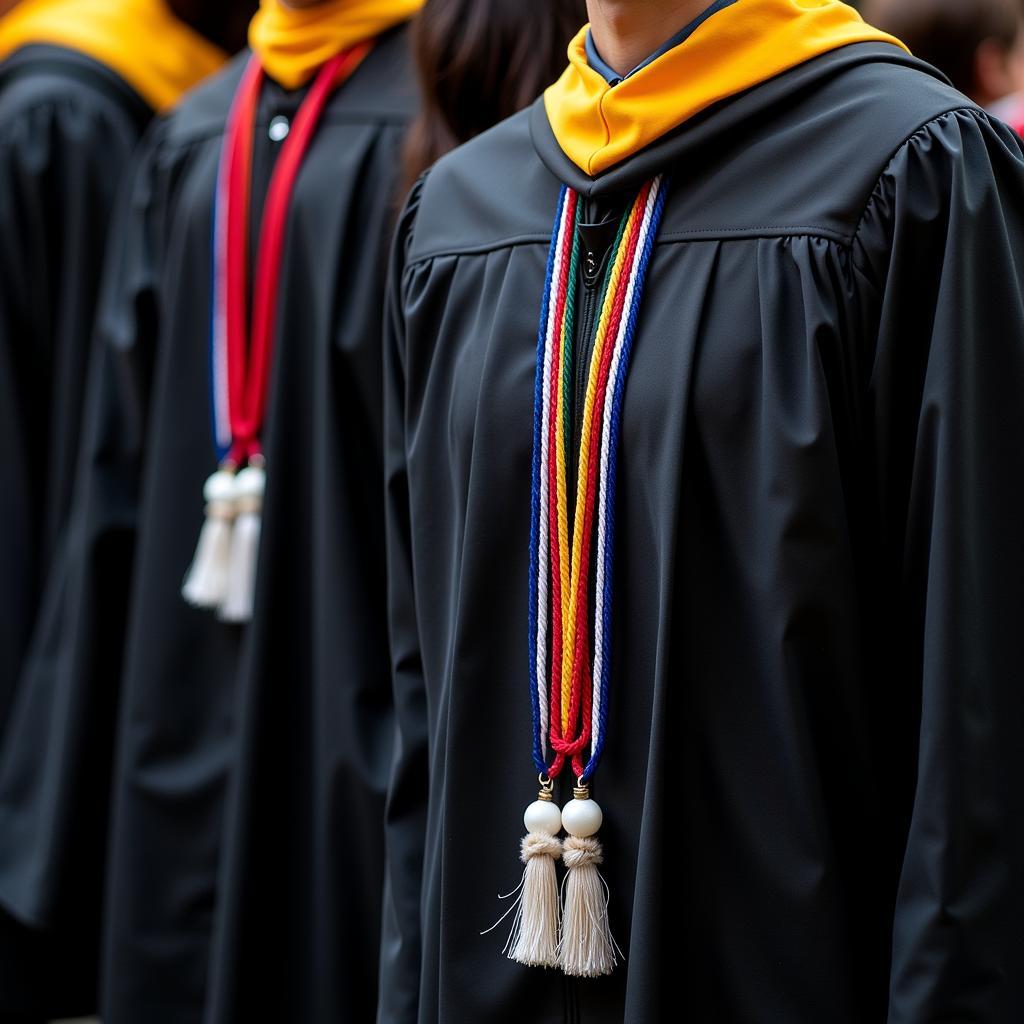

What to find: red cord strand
left=222, top=44, right=371, bottom=465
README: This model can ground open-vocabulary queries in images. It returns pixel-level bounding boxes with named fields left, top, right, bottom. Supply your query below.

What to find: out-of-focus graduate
left=862, top=0, right=1024, bottom=107
left=0, top=1, right=251, bottom=1019
left=0, top=0, right=424, bottom=1020
left=865, top=0, right=1024, bottom=134
left=380, top=0, right=1024, bottom=1021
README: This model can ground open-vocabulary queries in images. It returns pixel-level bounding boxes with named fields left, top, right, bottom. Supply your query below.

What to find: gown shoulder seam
left=405, top=233, right=556, bottom=268
left=406, top=225, right=864, bottom=266
left=657, top=225, right=853, bottom=244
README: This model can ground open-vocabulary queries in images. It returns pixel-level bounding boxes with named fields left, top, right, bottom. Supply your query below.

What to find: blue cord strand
left=583, top=178, right=669, bottom=781
left=208, top=150, right=229, bottom=464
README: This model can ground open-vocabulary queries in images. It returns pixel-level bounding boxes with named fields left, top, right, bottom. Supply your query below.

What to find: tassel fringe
left=508, top=832, right=562, bottom=968
left=558, top=835, right=618, bottom=978
left=182, top=470, right=237, bottom=608
left=219, top=465, right=264, bottom=623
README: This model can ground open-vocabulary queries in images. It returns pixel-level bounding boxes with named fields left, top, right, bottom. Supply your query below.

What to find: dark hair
left=402, top=0, right=586, bottom=193
left=166, top=0, right=257, bottom=54
left=861, top=0, right=1020, bottom=96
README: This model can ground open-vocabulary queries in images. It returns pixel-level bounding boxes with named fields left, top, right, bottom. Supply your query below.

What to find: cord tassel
left=511, top=831, right=562, bottom=967
left=513, top=177, right=667, bottom=977
left=182, top=468, right=237, bottom=608
left=558, top=788, right=617, bottom=978
left=219, top=463, right=264, bottom=622
left=485, top=789, right=562, bottom=968
left=511, top=791, right=563, bottom=967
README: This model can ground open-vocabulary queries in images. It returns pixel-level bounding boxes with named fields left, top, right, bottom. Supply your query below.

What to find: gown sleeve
left=0, top=122, right=162, bottom=925
left=377, top=175, right=432, bottom=1024
left=0, top=79, right=142, bottom=727
left=854, top=106, right=1024, bottom=1022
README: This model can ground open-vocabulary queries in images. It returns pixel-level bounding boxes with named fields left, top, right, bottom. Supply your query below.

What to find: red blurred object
left=1006, top=99, right=1024, bottom=135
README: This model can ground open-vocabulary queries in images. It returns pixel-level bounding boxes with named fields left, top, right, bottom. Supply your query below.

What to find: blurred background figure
left=402, top=0, right=587, bottom=192
left=27, top=1, right=423, bottom=1021
left=0, top=1, right=252, bottom=1020
left=862, top=0, right=1024, bottom=108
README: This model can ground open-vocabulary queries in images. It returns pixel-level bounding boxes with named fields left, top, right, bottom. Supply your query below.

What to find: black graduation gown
left=0, top=44, right=150, bottom=1018
left=380, top=43, right=1024, bottom=1024
left=0, top=29, right=415, bottom=1024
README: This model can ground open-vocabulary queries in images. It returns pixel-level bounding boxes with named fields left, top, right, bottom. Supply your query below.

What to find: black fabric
left=0, top=29, right=415, bottom=1024
left=0, top=904, right=100, bottom=1018
left=0, top=44, right=152, bottom=1017
left=381, top=44, right=1024, bottom=1023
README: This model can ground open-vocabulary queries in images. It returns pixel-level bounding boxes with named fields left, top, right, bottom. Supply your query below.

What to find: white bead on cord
left=561, top=795, right=602, bottom=838
left=524, top=798, right=563, bottom=836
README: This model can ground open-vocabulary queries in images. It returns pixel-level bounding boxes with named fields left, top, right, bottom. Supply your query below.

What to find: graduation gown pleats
left=380, top=44, right=1024, bottom=1023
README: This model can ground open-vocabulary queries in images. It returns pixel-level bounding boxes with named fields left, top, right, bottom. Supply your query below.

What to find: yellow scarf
left=545, top=0, right=909, bottom=175
left=249, top=0, right=422, bottom=90
left=0, top=0, right=227, bottom=112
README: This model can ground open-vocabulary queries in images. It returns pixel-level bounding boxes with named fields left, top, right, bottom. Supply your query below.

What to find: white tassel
left=558, top=789, right=619, bottom=978
left=509, top=830, right=562, bottom=967
left=219, top=464, right=265, bottom=623
left=182, top=469, right=237, bottom=608
left=484, top=792, right=562, bottom=968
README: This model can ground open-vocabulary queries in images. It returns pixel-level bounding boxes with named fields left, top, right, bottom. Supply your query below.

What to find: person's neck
left=586, top=0, right=709, bottom=77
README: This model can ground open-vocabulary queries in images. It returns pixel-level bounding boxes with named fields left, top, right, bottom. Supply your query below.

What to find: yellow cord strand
left=558, top=199, right=643, bottom=732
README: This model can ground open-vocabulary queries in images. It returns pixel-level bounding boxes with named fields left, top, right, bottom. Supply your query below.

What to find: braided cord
left=586, top=177, right=668, bottom=779
left=529, top=175, right=668, bottom=782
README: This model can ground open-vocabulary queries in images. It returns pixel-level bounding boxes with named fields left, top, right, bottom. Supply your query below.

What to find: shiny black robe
left=0, top=44, right=150, bottom=1018
left=381, top=44, right=1024, bottom=1023
left=0, top=29, right=415, bottom=1024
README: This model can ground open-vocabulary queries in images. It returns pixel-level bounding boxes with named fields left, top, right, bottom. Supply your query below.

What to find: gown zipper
left=570, top=196, right=625, bottom=498
left=570, top=281, right=598, bottom=498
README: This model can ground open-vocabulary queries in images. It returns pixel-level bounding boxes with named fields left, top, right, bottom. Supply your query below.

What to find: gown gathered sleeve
left=853, top=107, right=1024, bottom=1023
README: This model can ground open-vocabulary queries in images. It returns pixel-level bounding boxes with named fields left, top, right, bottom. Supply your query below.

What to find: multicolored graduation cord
left=528, top=175, right=668, bottom=783
left=502, top=176, right=668, bottom=977
left=183, top=43, right=370, bottom=621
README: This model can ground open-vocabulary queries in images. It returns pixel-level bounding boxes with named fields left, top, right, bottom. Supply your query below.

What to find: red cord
left=549, top=181, right=651, bottom=778
left=223, top=43, right=372, bottom=465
